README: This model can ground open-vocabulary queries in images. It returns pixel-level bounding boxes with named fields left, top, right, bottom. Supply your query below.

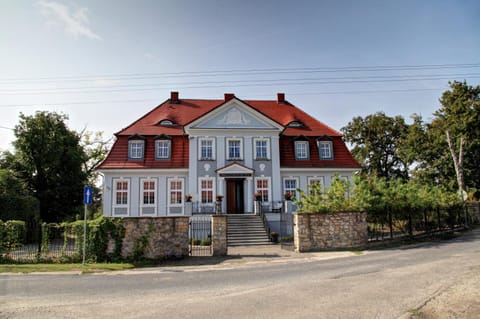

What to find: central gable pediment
left=186, top=99, right=283, bottom=131
left=216, top=162, right=254, bottom=177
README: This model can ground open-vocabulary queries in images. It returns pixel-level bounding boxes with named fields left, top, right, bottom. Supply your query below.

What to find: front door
left=226, top=179, right=244, bottom=214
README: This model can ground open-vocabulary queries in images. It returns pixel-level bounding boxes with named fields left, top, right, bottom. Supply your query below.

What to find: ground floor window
left=283, top=177, right=299, bottom=200
left=199, top=177, right=215, bottom=204
left=308, top=177, right=325, bottom=196
left=113, top=178, right=130, bottom=216
left=255, top=177, right=270, bottom=202
left=140, top=178, right=156, bottom=215
left=168, top=178, right=184, bottom=215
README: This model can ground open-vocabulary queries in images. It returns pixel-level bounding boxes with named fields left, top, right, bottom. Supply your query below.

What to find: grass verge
left=0, top=263, right=135, bottom=274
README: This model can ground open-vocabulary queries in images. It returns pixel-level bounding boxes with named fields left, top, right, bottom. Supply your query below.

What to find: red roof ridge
left=115, top=100, right=167, bottom=136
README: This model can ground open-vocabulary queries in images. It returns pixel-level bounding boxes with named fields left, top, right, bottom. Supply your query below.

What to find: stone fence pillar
left=211, top=215, right=227, bottom=256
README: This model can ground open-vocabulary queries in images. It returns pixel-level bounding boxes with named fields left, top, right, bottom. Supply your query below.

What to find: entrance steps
left=227, top=214, right=271, bottom=246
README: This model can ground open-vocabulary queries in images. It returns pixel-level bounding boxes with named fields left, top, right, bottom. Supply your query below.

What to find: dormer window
left=287, top=121, right=304, bottom=128
left=128, top=138, right=145, bottom=160
left=155, top=134, right=172, bottom=160
left=318, top=141, right=333, bottom=159
left=155, top=140, right=171, bottom=159
left=294, top=141, right=309, bottom=160
left=158, top=119, right=175, bottom=126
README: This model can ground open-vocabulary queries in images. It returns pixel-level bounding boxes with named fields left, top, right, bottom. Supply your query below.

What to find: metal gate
left=189, top=215, right=213, bottom=256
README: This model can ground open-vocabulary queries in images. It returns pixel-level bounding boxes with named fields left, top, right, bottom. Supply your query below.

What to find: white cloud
left=36, top=1, right=101, bottom=40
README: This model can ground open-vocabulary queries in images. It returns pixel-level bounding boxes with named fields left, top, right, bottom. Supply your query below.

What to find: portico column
left=247, top=177, right=253, bottom=213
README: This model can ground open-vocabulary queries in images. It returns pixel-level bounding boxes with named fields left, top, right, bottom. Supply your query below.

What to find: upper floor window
left=155, top=140, right=171, bottom=159
left=227, top=138, right=243, bottom=160
left=294, top=141, right=309, bottom=160
left=318, top=141, right=333, bottom=159
left=199, top=138, right=215, bottom=160
left=128, top=140, right=145, bottom=159
left=254, top=138, right=270, bottom=160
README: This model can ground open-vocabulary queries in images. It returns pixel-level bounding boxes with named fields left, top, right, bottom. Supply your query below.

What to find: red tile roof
left=98, top=94, right=360, bottom=169
left=116, top=97, right=342, bottom=137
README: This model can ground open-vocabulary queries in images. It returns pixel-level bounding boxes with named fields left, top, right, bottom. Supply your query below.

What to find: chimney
left=224, top=93, right=235, bottom=101
left=170, top=91, right=179, bottom=104
left=277, top=93, right=286, bottom=104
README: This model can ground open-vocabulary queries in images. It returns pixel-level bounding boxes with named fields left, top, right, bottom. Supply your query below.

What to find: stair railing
left=256, top=200, right=271, bottom=241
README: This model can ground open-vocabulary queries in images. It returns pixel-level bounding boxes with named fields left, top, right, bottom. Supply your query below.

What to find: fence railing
left=1, top=223, right=81, bottom=263
left=367, top=206, right=468, bottom=241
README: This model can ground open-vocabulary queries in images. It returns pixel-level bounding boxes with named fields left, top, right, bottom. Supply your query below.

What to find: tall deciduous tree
left=341, top=112, right=410, bottom=180
left=416, top=81, right=480, bottom=193
left=9, top=112, right=87, bottom=222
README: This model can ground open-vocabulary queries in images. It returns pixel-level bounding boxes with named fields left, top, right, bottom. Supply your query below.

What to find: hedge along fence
left=1, top=216, right=190, bottom=263
left=0, top=220, right=26, bottom=254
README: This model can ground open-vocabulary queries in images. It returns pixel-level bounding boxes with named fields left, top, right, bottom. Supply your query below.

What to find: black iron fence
left=367, top=206, right=469, bottom=241
left=1, top=223, right=81, bottom=263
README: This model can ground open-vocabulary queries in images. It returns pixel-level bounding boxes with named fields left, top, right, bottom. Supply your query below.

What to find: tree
left=341, top=112, right=410, bottom=180
left=0, top=168, right=39, bottom=222
left=415, top=81, right=480, bottom=194
left=8, top=112, right=88, bottom=222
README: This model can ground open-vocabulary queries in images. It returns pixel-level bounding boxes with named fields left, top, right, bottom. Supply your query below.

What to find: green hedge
left=0, top=220, right=26, bottom=253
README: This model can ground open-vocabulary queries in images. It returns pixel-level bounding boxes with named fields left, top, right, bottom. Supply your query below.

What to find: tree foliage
left=6, top=112, right=88, bottom=222
left=341, top=112, right=410, bottom=180
left=416, top=81, right=480, bottom=193
left=0, top=169, right=39, bottom=222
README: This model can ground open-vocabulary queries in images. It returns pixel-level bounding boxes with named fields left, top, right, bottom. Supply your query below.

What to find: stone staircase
left=227, top=214, right=271, bottom=246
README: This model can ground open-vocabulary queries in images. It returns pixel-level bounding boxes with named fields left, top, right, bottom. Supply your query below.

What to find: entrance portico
left=216, top=163, right=254, bottom=214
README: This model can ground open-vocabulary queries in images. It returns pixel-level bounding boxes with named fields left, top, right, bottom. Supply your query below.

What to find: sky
left=0, top=0, right=479, bottom=151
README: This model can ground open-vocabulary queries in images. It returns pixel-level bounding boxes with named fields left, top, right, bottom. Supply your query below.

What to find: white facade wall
left=101, top=170, right=188, bottom=217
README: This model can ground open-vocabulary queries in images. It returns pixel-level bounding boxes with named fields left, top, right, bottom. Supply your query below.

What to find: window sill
left=227, top=158, right=243, bottom=161
left=254, top=158, right=270, bottom=161
left=199, top=158, right=215, bottom=161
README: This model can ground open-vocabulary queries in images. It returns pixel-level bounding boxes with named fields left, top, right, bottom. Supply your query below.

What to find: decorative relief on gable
left=193, top=104, right=277, bottom=129
left=217, top=108, right=251, bottom=125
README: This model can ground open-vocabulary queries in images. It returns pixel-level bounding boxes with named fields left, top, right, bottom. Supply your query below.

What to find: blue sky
left=0, top=0, right=479, bottom=151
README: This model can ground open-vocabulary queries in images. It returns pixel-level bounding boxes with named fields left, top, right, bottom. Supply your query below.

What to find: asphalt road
left=1, top=229, right=480, bottom=319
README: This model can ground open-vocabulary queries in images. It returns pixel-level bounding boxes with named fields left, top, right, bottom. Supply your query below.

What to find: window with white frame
left=199, top=138, right=215, bottom=160
left=294, top=141, right=309, bottom=160
left=318, top=141, right=333, bottom=159
left=113, top=178, right=129, bottom=216
left=283, top=177, right=299, bottom=200
left=308, top=177, right=325, bottom=195
left=128, top=140, right=145, bottom=159
left=227, top=138, right=242, bottom=160
left=155, top=140, right=171, bottom=159
left=255, top=177, right=270, bottom=202
left=254, top=138, right=270, bottom=160
left=199, top=177, right=215, bottom=204
left=141, top=179, right=156, bottom=206
left=168, top=178, right=184, bottom=207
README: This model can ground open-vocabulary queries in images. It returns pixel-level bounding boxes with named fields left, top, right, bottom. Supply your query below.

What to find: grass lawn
left=0, top=263, right=135, bottom=274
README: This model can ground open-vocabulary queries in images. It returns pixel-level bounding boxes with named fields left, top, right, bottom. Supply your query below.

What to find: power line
left=0, top=62, right=479, bottom=83
left=0, top=75, right=478, bottom=95
left=0, top=88, right=445, bottom=108
left=1, top=72, right=478, bottom=93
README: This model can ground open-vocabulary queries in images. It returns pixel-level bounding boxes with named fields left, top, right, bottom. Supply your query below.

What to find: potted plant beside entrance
left=254, top=191, right=262, bottom=201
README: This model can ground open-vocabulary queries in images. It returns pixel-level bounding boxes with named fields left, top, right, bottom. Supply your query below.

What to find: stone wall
left=211, top=215, right=227, bottom=256
left=293, top=212, right=368, bottom=252
left=108, top=217, right=189, bottom=259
